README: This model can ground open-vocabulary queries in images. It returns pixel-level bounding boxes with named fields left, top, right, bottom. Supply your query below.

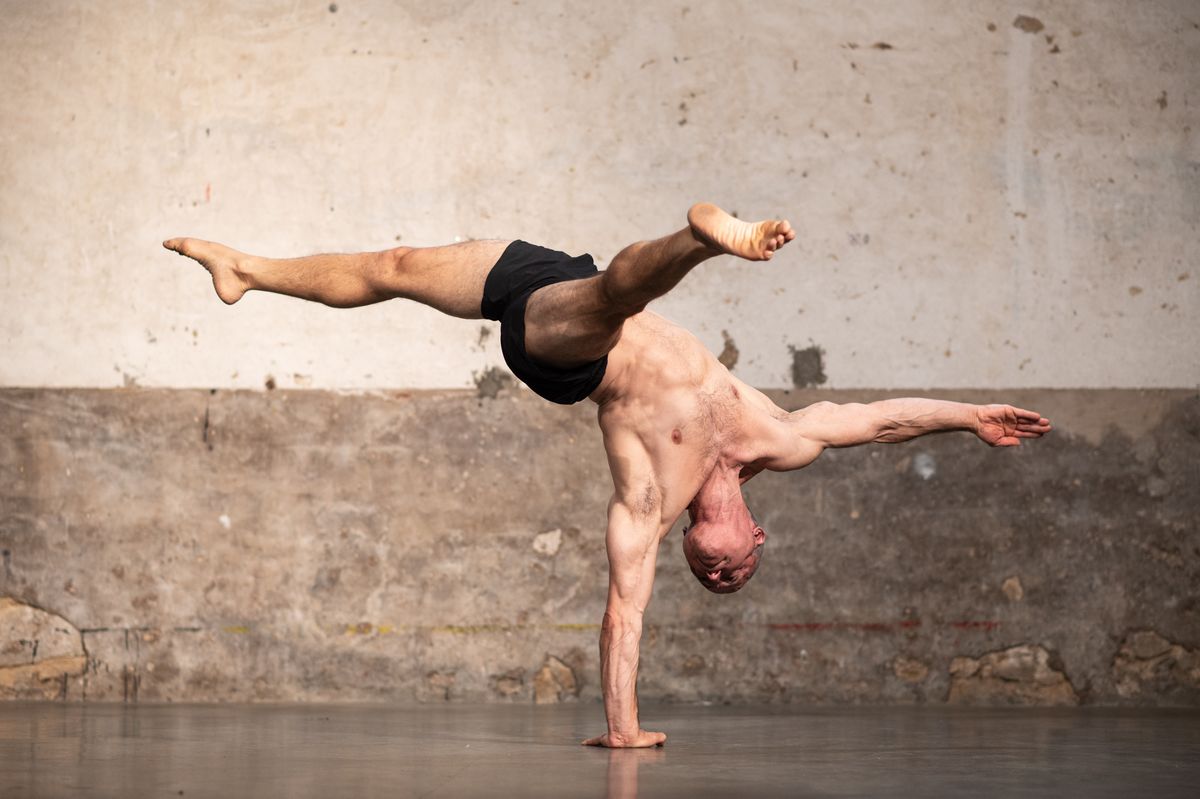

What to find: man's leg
left=524, top=203, right=794, bottom=367
left=162, top=237, right=511, bottom=319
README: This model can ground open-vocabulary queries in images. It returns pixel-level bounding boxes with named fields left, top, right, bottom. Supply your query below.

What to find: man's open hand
left=975, top=404, right=1052, bottom=447
left=582, top=730, right=667, bottom=748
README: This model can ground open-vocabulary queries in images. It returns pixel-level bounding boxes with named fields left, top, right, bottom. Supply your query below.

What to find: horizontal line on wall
left=79, top=620, right=1005, bottom=638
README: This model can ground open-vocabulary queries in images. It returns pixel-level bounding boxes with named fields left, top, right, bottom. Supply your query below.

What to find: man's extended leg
left=162, top=237, right=511, bottom=319
left=524, top=203, right=794, bottom=367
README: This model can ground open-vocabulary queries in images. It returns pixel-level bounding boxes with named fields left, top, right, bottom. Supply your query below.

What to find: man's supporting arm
left=763, top=399, right=1052, bottom=470
left=582, top=500, right=666, bottom=748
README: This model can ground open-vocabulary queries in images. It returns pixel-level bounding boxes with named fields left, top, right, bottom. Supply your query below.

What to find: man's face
left=682, top=516, right=766, bottom=594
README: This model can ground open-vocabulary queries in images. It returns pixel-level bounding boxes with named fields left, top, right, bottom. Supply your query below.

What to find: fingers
left=1012, top=407, right=1049, bottom=425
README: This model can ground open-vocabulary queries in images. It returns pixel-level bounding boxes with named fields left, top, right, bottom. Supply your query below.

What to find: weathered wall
left=1, top=0, right=1197, bottom=391
left=2, top=388, right=1197, bottom=705
left=2, top=2, right=1197, bottom=705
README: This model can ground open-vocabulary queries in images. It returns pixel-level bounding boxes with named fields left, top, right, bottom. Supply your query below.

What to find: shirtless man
left=164, top=203, right=1052, bottom=748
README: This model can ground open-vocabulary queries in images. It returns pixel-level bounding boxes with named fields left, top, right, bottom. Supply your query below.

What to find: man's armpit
left=631, top=481, right=662, bottom=519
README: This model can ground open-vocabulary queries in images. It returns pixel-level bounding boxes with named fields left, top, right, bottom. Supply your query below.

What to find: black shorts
left=480, top=240, right=608, bottom=405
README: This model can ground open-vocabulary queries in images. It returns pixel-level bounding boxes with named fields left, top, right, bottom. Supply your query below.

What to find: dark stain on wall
left=718, top=330, right=739, bottom=371
left=473, top=366, right=512, bottom=399
left=1013, top=15, right=1045, bottom=34
left=789, top=344, right=827, bottom=387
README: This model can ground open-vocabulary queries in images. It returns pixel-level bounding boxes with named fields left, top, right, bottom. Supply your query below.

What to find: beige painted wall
left=2, top=0, right=1197, bottom=390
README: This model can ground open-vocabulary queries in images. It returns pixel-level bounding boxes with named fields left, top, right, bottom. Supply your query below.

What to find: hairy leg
left=162, top=238, right=510, bottom=319
left=524, top=203, right=794, bottom=367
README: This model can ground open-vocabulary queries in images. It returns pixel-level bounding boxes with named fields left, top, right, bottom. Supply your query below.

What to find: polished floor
left=2, top=702, right=1198, bottom=798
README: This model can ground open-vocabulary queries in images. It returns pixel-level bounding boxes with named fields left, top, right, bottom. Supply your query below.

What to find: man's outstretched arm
left=582, top=500, right=666, bottom=749
left=762, top=399, right=1052, bottom=470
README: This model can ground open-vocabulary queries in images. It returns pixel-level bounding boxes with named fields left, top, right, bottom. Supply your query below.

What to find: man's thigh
left=523, top=276, right=625, bottom=369
left=398, top=239, right=512, bottom=319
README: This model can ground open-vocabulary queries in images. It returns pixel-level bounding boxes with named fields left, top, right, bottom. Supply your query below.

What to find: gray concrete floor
left=1, top=703, right=1198, bottom=798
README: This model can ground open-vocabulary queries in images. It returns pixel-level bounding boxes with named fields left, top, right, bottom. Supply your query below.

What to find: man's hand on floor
left=582, top=729, right=667, bottom=748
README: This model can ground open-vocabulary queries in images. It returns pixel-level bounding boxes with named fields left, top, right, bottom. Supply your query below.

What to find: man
left=164, top=203, right=1052, bottom=748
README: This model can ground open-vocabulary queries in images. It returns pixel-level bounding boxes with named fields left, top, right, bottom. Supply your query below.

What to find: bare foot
left=687, top=203, right=796, bottom=261
left=162, top=237, right=252, bottom=304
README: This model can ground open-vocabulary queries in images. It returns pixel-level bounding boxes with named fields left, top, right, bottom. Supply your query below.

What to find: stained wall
left=1, top=1, right=1197, bottom=705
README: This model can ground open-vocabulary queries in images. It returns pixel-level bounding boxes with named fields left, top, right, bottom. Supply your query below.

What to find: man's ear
left=753, top=526, right=766, bottom=545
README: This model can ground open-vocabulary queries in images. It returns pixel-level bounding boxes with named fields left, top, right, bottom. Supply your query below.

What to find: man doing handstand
left=164, top=203, right=1051, bottom=747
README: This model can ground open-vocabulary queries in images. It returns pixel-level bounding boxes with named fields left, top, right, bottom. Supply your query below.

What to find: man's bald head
left=681, top=505, right=766, bottom=594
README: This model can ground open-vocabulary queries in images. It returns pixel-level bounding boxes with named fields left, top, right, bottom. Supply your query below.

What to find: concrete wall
left=2, top=1, right=1198, bottom=705
left=0, top=0, right=1196, bottom=390
left=2, top=388, right=1198, bottom=705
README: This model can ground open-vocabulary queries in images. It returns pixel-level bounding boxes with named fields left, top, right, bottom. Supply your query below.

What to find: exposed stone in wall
left=892, top=656, right=930, bottom=684
left=533, top=652, right=583, bottom=704
left=1001, top=577, right=1024, bottom=602
left=490, top=668, right=526, bottom=699
left=0, top=597, right=86, bottom=699
left=1112, top=631, right=1200, bottom=704
left=421, top=671, right=457, bottom=702
left=948, top=645, right=1078, bottom=706
left=532, top=529, right=563, bottom=558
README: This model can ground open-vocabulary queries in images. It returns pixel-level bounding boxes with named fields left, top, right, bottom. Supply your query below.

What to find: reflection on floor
left=2, top=703, right=1198, bottom=798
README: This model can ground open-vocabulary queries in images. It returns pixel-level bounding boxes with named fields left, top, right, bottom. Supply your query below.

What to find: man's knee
left=597, top=269, right=647, bottom=317
left=378, top=246, right=418, bottom=292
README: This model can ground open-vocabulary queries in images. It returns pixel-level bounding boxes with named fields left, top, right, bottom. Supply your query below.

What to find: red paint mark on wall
left=950, top=621, right=1002, bottom=632
left=767, top=620, right=1001, bottom=633
left=205, top=183, right=211, bottom=203
left=767, top=620, right=922, bottom=633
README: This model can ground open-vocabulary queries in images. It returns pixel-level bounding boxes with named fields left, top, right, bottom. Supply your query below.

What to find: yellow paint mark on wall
left=433, top=624, right=508, bottom=635
left=429, top=623, right=600, bottom=635
left=343, top=622, right=398, bottom=636
left=223, top=625, right=250, bottom=634
left=335, top=622, right=599, bottom=636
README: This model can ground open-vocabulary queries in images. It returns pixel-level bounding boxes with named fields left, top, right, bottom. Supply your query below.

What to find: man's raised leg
left=524, top=203, right=794, bottom=366
left=162, top=237, right=511, bottom=319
